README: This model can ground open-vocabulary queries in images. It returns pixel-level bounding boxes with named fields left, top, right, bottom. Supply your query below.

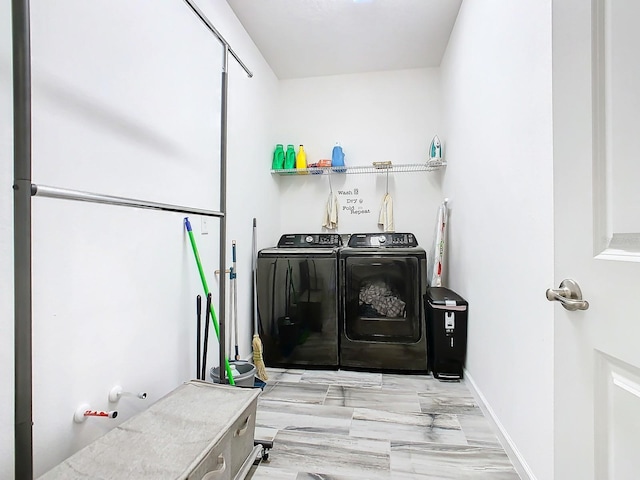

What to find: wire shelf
left=271, top=160, right=446, bottom=176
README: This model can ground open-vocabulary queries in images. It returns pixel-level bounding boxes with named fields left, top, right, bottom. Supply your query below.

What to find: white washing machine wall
left=339, top=233, right=428, bottom=372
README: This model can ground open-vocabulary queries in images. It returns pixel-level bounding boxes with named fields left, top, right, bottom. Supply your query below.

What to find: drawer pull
left=201, top=456, right=226, bottom=479
left=234, top=415, right=252, bottom=437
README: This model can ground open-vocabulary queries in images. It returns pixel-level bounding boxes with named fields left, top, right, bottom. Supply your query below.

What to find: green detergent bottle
left=272, top=144, right=284, bottom=170
left=284, top=144, right=296, bottom=169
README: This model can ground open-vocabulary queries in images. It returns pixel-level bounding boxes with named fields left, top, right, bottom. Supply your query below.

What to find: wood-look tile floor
left=248, top=368, right=521, bottom=479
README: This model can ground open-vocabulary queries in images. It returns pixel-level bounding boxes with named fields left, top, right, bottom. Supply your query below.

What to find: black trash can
left=425, top=287, right=468, bottom=380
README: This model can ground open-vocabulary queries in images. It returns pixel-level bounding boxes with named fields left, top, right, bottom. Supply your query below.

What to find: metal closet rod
left=182, top=0, right=253, bottom=77
left=31, top=184, right=224, bottom=218
left=13, top=1, right=253, bottom=477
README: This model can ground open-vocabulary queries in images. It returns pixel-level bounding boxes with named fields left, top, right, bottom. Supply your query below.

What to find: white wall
left=2, top=0, right=279, bottom=476
left=276, top=69, right=445, bottom=247
left=440, top=1, right=554, bottom=479
left=1, top=0, right=15, bottom=477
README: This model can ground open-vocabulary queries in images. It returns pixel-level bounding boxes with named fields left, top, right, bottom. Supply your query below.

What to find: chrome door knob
left=546, top=279, right=589, bottom=311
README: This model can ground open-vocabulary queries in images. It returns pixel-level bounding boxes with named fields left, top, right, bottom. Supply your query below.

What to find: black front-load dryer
left=339, top=232, right=428, bottom=372
left=256, top=233, right=342, bottom=368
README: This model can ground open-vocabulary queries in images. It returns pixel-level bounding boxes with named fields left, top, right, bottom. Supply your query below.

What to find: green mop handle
left=184, top=217, right=235, bottom=385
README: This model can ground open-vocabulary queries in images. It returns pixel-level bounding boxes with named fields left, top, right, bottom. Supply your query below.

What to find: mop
left=201, top=293, right=211, bottom=381
left=184, top=217, right=235, bottom=385
left=231, top=240, right=240, bottom=361
left=251, top=218, right=268, bottom=381
left=196, top=295, right=201, bottom=379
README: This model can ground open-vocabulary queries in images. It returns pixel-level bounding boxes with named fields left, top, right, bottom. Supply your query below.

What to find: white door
left=553, top=1, right=640, bottom=479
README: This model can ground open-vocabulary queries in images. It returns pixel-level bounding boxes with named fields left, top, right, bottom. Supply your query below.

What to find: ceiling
left=225, top=0, right=463, bottom=79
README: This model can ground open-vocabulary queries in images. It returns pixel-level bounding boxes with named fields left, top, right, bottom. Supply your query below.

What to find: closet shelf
left=271, top=160, right=446, bottom=176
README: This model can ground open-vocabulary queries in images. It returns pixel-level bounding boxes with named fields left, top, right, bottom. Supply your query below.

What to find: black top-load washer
left=339, top=233, right=428, bottom=372
left=256, top=233, right=342, bottom=368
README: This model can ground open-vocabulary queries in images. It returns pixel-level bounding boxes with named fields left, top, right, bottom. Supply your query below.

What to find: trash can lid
left=426, top=287, right=468, bottom=307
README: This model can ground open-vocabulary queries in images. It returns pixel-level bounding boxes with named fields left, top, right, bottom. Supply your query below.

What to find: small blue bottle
left=331, top=143, right=345, bottom=173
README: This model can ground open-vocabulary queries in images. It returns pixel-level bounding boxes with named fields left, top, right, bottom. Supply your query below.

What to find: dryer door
left=343, top=256, right=421, bottom=343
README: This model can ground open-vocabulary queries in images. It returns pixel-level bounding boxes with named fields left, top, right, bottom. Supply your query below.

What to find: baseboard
left=463, top=369, right=537, bottom=480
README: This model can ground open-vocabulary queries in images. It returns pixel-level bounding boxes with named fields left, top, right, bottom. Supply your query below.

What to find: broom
left=251, top=218, right=268, bottom=381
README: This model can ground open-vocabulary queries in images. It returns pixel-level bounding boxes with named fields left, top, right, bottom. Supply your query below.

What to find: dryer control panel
left=348, top=233, right=418, bottom=248
left=277, top=233, right=343, bottom=248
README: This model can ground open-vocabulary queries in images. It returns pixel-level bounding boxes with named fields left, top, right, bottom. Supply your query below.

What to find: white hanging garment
left=378, top=193, right=394, bottom=232
left=428, top=199, right=448, bottom=287
left=322, top=192, right=338, bottom=230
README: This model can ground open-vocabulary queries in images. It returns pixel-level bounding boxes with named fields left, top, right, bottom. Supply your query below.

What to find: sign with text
left=337, top=187, right=372, bottom=216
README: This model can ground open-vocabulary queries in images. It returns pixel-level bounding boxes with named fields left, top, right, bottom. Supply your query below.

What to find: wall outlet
left=201, top=217, right=209, bottom=235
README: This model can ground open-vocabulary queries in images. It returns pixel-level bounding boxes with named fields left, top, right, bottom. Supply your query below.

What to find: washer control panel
left=348, top=233, right=418, bottom=248
left=277, top=233, right=343, bottom=248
